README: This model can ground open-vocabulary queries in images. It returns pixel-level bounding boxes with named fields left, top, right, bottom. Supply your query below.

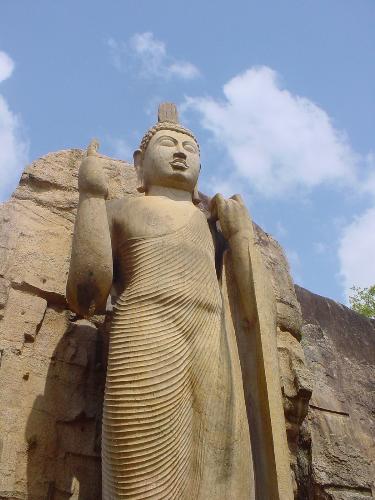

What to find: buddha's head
left=133, top=103, right=201, bottom=203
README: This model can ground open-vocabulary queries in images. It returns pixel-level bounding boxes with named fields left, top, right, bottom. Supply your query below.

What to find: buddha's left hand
left=210, top=193, right=253, bottom=241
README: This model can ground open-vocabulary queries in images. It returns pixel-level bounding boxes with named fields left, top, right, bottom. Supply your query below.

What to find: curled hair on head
left=139, top=121, right=200, bottom=157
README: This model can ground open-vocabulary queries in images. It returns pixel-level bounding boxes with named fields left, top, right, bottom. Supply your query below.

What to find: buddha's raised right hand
left=78, top=139, right=108, bottom=198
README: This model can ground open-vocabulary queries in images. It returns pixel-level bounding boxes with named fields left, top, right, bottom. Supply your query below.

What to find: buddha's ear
left=133, top=149, right=146, bottom=193
left=192, top=184, right=201, bottom=205
left=192, top=164, right=201, bottom=205
left=133, top=149, right=142, bottom=168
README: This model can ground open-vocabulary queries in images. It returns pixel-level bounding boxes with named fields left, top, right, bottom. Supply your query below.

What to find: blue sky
left=1, top=0, right=374, bottom=303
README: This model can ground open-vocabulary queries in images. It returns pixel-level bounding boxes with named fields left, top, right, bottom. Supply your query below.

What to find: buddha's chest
left=114, top=198, right=209, bottom=243
left=112, top=199, right=218, bottom=294
left=117, top=208, right=218, bottom=300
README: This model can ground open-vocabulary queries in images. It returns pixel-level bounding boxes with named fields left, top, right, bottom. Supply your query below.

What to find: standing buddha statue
left=66, top=103, right=292, bottom=499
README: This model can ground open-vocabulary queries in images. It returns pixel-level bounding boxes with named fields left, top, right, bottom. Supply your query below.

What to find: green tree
left=349, top=285, right=375, bottom=319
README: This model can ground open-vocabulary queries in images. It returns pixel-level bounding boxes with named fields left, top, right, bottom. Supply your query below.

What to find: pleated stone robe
left=102, top=208, right=255, bottom=499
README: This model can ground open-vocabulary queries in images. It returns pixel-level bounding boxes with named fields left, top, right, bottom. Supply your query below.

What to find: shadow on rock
left=25, top=307, right=109, bottom=499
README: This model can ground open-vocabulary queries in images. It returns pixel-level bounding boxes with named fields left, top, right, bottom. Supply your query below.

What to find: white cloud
left=338, top=207, right=375, bottom=300
left=0, top=51, right=14, bottom=82
left=361, top=154, right=375, bottom=196
left=183, top=66, right=375, bottom=301
left=130, top=32, right=166, bottom=78
left=168, top=62, right=200, bottom=80
left=131, top=32, right=165, bottom=58
left=0, top=51, right=28, bottom=201
left=337, top=154, right=375, bottom=301
left=107, top=38, right=126, bottom=72
left=107, top=33, right=200, bottom=81
left=185, top=66, right=359, bottom=197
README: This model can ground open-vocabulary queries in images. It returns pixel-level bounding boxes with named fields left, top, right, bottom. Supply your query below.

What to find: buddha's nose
left=173, top=150, right=187, bottom=160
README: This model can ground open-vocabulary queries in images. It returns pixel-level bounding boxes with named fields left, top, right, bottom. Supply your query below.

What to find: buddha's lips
left=170, top=159, right=188, bottom=170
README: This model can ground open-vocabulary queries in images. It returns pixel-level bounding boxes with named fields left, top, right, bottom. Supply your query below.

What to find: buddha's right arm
left=66, top=141, right=113, bottom=316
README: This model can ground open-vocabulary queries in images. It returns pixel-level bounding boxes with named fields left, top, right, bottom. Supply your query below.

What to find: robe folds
left=102, top=209, right=256, bottom=499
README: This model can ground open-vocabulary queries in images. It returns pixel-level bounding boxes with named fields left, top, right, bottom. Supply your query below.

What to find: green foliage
left=349, top=285, right=375, bottom=319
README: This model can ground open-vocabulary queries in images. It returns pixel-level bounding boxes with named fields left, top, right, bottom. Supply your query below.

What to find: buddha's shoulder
left=106, top=196, right=145, bottom=216
left=107, top=195, right=205, bottom=216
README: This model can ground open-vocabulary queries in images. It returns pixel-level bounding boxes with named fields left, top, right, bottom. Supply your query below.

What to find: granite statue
left=66, top=103, right=292, bottom=499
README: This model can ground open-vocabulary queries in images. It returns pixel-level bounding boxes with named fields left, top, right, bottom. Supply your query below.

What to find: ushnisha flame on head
left=139, top=103, right=200, bottom=156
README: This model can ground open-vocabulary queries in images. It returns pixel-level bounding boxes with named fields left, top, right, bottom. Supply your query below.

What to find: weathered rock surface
left=296, top=285, right=375, bottom=499
left=0, top=149, right=311, bottom=498
left=0, top=150, right=134, bottom=499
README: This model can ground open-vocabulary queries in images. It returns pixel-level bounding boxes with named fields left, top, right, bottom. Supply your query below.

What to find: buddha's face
left=138, top=129, right=200, bottom=193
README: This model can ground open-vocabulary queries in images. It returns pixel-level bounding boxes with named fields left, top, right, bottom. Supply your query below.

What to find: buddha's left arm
left=211, top=194, right=258, bottom=326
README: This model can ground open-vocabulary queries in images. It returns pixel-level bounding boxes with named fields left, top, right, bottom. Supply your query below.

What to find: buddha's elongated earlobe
left=192, top=184, right=201, bottom=205
left=133, top=149, right=147, bottom=193
left=192, top=164, right=201, bottom=205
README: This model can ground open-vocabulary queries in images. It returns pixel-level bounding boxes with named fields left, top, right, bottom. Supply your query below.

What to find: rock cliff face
left=296, top=286, right=375, bottom=499
left=1, top=149, right=371, bottom=499
left=0, top=150, right=139, bottom=499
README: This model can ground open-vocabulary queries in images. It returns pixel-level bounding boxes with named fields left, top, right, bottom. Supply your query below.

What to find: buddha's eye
left=183, top=142, right=198, bottom=153
left=159, top=137, right=175, bottom=147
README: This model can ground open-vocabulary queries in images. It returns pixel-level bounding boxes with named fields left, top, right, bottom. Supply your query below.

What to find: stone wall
left=296, top=286, right=375, bottom=499
left=0, top=149, right=312, bottom=498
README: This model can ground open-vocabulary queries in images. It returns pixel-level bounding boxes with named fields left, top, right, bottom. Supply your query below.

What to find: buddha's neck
left=146, top=185, right=193, bottom=203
